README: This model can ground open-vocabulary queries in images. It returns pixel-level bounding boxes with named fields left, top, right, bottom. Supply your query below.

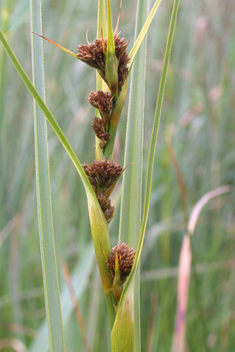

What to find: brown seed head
left=82, top=159, right=123, bottom=196
left=77, top=38, right=105, bottom=71
left=88, top=91, right=113, bottom=116
left=114, top=36, right=129, bottom=58
left=106, top=242, right=136, bottom=283
left=115, top=36, right=130, bottom=89
left=97, top=193, right=115, bottom=224
left=77, top=35, right=130, bottom=90
left=91, top=117, right=110, bottom=149
left=118, top=50, right=130, bottom=89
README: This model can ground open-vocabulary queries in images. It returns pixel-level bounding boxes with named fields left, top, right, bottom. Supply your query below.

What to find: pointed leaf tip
left=106, top=0, right=119, bottom=94
left=32, top=32, right=78, bottom=59
left=113, top=252, right=123, bottom=303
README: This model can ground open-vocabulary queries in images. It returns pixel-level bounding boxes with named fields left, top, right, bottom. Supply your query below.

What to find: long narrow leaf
left=30, top=1, right=65, bottom=350
left=0, top=5, right=10, bottom=217
left=128, top=0, right=163, bottom=65
left=118, top=0, right=148, bottom=350
left=112, top=0, right=181, bottom=349
left=97, top=0, right=107, bottom=39
left=135, top=0, right=181, bottom=280
left=0, top=29, right=116, bottom=327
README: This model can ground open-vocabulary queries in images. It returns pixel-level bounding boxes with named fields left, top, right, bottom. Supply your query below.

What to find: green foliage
left=0, top=27, right=117, bottom=328
left=113, top=0, right=180, bottom=349
left=0, top=0, right=234, bottom=351
left=30, top=0, right=65, bottom=350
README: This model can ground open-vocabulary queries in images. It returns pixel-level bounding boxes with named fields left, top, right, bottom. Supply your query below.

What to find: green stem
left=104, top=75, right=130, bottom=159
left=106, top=291, right=117, bottom=328
left=0, top=6, right=10, bottom=216
left=104, top=121, right=117, bottom=159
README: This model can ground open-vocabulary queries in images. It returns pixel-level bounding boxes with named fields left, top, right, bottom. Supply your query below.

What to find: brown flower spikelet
left=106, top=242, right=136, bottom=284
left=82, top=159, right=122, bottom=196
left=88, top=91, right=113, bottom=115
left=91, top=117, right=110, bottom=149
left=77, top=38, right=105, bottom=71
left=115, top=37, right=130, bottom=89
left=97, top=193, right=115, bottom=224
left=118, top=52, right=129, bottom=89
left=77, top=35, right=130, bottom=89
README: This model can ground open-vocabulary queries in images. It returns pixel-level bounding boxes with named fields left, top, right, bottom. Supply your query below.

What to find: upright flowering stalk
left=78, top=0, right=136, bottom=308
left=31, top=0, right=137, bottom=325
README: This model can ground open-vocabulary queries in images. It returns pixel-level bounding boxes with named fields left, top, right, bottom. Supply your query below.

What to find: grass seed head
left=115, top=36, right=130, bottom=89
left=82, top=159, right=123, bottom=197
left=106, top=242, right=136, bottom=284
left=77, top=38, right=105, bottom=71
left=77, top=35, right=130, bottom=91
left=88, top=90, right=113, bottom=114
left=91, top=117, right=110, bottom=149
left=97, top=193, right=115, bottom=223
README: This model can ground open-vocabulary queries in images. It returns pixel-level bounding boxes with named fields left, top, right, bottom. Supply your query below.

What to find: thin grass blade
left=97, top=0, right=107, bottom=38
left=112, top=0, right=181, bottom=349
left=118, top=0, right=148, bottom=350
left=30, top=1, right=65, bottom=350
left=0, top=5, right=10, bottom=214
left=134, top=0, right=181, bottom=273
left=128, top=0, right=163, bottom=66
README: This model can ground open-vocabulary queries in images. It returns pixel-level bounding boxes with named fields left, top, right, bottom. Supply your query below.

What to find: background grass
left=0, top=0, right=235, bottom=351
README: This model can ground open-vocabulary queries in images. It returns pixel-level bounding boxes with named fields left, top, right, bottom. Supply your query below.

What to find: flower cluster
left=91, top=117, right=110, bottom=149
left=88, top=90, right=113, bottom=148
left=36, top=15, right=134, bottom=305
left=106, top=242, right=136, bottom=284
left=77, top=33, right=130, bottom=151
left=78, top=25, right=134, bottom=295
left=82, top=159, right=123, bottom=223
left=77, top=35, right=130, bottom=91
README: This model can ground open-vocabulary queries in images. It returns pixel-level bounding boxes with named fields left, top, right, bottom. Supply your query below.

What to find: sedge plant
left=0, top=0, right=180, bottom=350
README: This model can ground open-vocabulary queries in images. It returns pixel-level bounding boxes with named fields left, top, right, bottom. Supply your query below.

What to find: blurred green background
left=0, top=0, right=234, bottom=351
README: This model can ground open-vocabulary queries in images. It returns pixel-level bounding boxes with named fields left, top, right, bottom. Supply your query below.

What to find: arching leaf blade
left=0, top=29, right=116, bottom=327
